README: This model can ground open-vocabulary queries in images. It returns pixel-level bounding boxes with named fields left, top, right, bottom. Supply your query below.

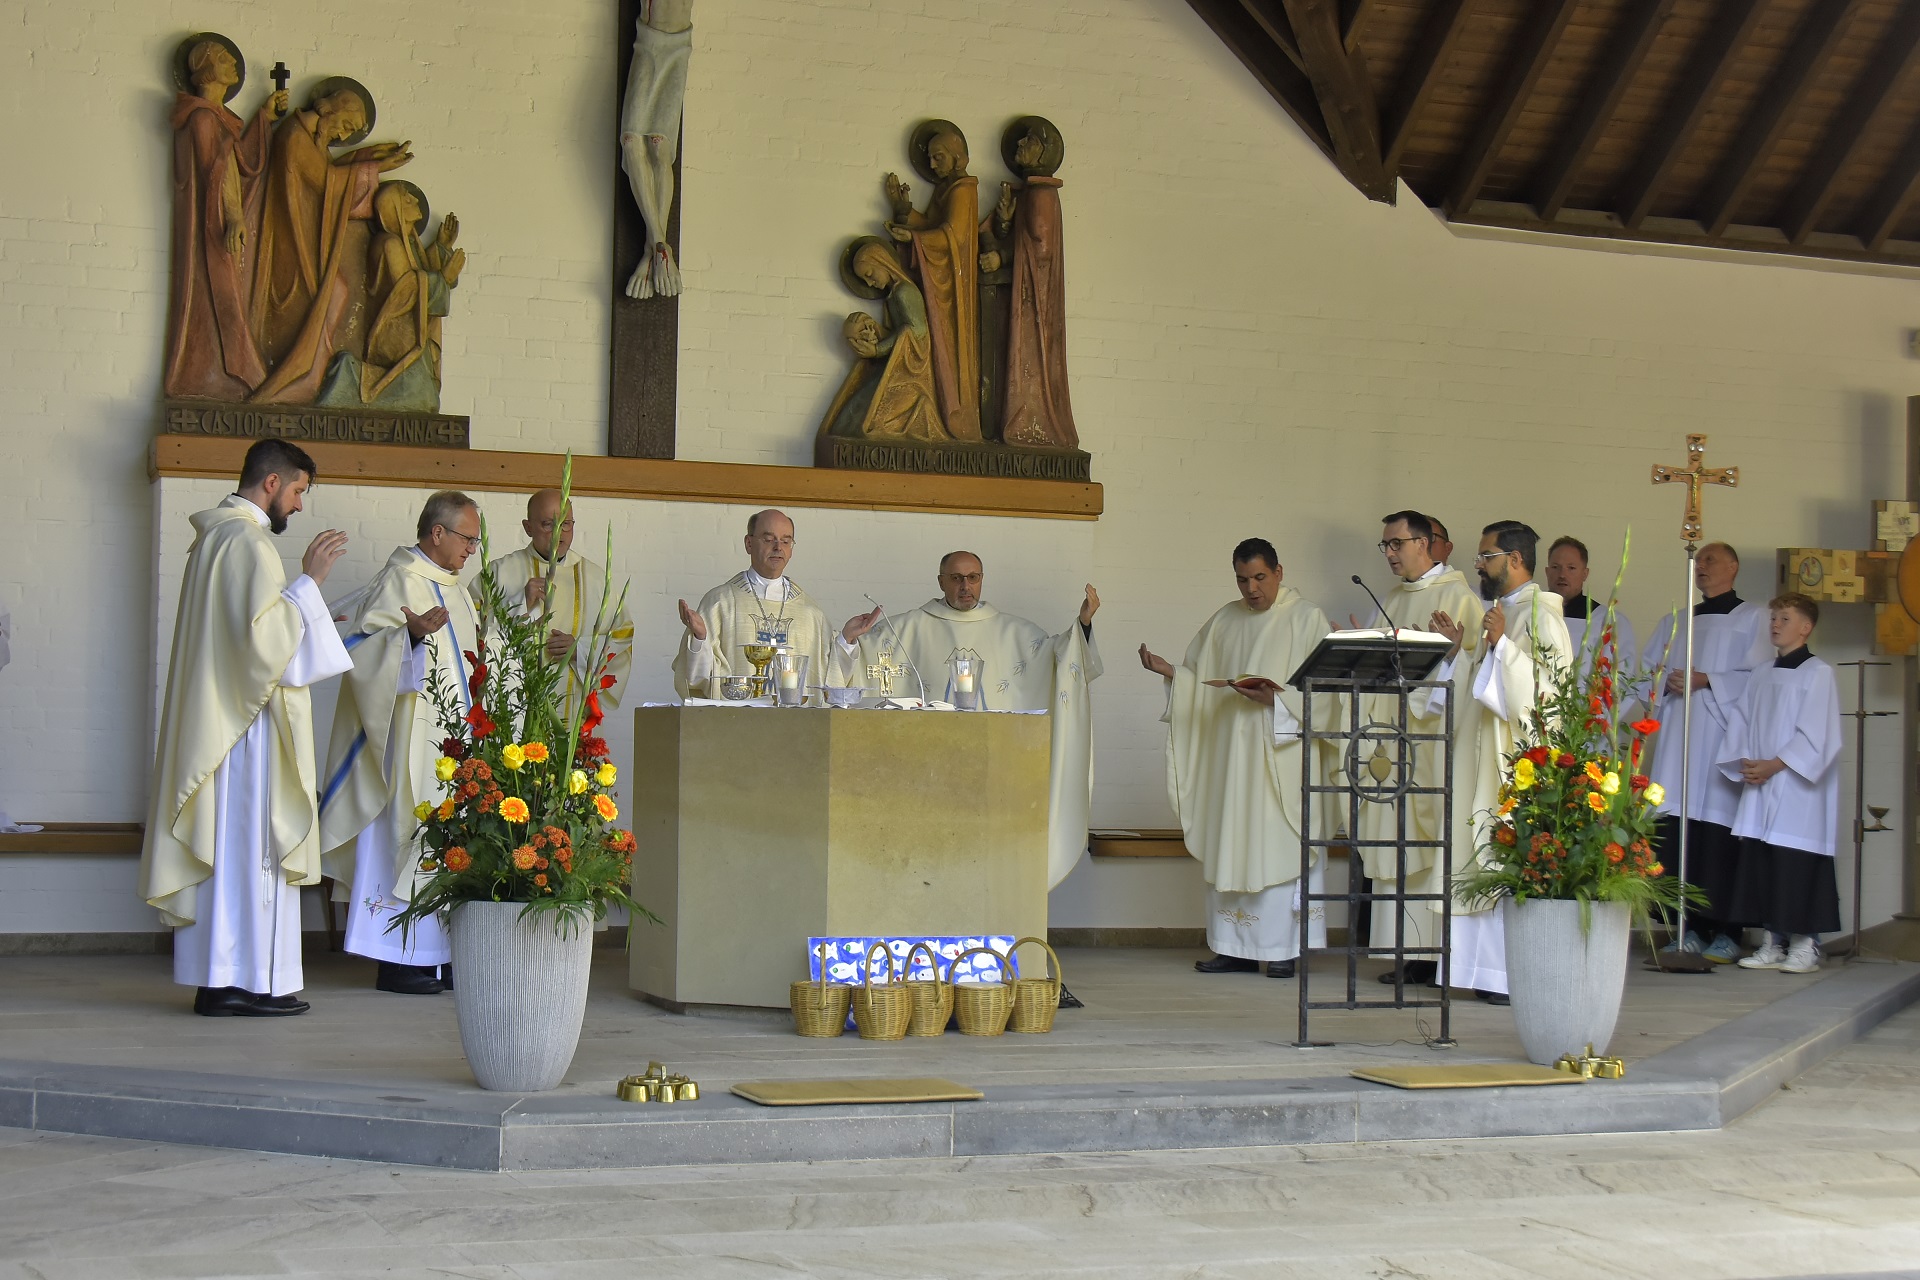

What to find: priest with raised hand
left=1639, top=541, right=1773, bottom=965
left=1353, top=510, right=1485, bottom=989
left=674, top=509, right=865, bottom=700
left=1429, top=520, right=1572, bottom=1006
left=141, top=440, right=351, bottom=1017
left=838, top=551, right=1103, bottom=888
left=1140, top=538, right=1335, bottom=979
left=320, top=491, right=485, bottom=996
left=478, top=488, right=633, bottom=719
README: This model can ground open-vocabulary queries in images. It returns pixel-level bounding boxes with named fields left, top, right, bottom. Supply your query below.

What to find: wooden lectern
left=627, top=705, right=1051, bottom=1009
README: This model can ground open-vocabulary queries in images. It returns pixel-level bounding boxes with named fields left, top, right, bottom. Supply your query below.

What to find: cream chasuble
left=841, top=598, right=1103, bottom=887
left=319, top=545, right=481, bottom=965
left=480, top=546, right=635, bottom=716
left=673, top=571, right=835, bottom=700
left=141, top=496, right=352, bottom=996
left=1356, top=565, right=1486, bottom=955
left=1440, top=582, right=1570, bottom=993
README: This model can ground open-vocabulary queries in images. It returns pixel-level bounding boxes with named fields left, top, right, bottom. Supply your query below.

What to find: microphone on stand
left=862, top=593, right=929, bottom=706
left=1352, top=574, right=1405, bottom=685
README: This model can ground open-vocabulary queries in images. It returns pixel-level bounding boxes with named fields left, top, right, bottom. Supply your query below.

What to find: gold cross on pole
left=1651, top=433, right=1739, bottom=547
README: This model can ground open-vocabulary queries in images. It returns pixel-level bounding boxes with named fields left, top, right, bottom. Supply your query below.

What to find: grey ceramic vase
left=1502, top=897, right=1631, bottom=1066
left=449, top=900, right=594, bottom=1091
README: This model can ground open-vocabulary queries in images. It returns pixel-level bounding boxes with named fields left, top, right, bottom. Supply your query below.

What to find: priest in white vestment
left=1639, top=542, right=1773, bottom=963
left=673, top=509, right=858, bottom=701
left=319, top=492, right=484, bottom=995
left=1141, top=538, right=1336, bottom=979
left=837, top=551, right=1103, bottom=890
left=478, top=488, right=634, bottom=719
left=141, top=440, right=351, bottom=1016
left=1353, top=511, right=1485, bottom=988
left=1428, top=521, right=1571, bottom=1004
left=1723, top=594, right=1843, bottom=975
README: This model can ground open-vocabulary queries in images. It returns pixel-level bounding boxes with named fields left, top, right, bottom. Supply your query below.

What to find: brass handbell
left=616, top=1063, right=702, bottom=1103
left=1552, top=1043, right=1626, bottom=1080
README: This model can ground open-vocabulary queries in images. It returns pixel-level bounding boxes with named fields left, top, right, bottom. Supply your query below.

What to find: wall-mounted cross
left=1651, top=434, right=1739, bottom=546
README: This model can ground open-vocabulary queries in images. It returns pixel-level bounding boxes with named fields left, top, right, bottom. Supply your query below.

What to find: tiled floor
left=0, top=994, right=1915, bottom=1278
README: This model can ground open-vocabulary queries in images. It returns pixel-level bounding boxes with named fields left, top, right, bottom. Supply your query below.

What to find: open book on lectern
left=1286, top=627, right=1455, bottom=689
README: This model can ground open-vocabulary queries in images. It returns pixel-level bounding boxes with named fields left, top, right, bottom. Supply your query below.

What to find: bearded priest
left=674, top=509, right=865, bottom=701
left=319, top=491, right=485, bottom=995
left=1354, top=510, right=1485, bottom=989
left=1427, top=520, right=1571, bottom=1005
left=1140, top=539, right=1336, bottom=979
left=479, top=488, right=634, bottom=720
left=141, top=440, right=351, bottom=1017
left=838, top=551, right=1103, bottom=889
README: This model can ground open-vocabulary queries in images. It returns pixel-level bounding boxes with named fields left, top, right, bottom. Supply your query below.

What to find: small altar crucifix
left=1651, top=434, right=1739, bottom=546
left=867, top=650, right=905, bottom=696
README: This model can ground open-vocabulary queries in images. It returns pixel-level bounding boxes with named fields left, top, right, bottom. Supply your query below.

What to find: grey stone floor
left=1, top=1002, right=1917, bottom=1279
left=0, top=945, right=1835, bottom=1096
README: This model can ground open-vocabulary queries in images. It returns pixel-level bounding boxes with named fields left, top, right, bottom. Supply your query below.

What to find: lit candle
left=778, top=668, right=800, bottom=691
left=956, top=671, right=975, bottom=694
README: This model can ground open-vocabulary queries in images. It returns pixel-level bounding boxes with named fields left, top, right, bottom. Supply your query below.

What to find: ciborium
left=741, top=643, right=777, bottom=697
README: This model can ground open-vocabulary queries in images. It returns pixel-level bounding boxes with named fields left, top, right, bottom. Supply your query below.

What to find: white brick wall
left=4, top=0, right=1915, bottom=932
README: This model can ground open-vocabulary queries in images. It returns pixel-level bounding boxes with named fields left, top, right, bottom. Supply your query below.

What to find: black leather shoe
left=1194, top=954, right=1260, bottom=973
left=1376, top=961, right=1438, bottom=986
left=252, top=993, right=311, bottom=1014
left=1265, top=960, right=1296, bottom=979
left=376, top=962, right=449, bottom=995
left=440, top=963, right=454, bottom=991
left=193, top=986, right=256, bottom=1016
left=1057, top=984, right=1083, bottom=1009
left=1475, top=989, right=1511, bottom=1006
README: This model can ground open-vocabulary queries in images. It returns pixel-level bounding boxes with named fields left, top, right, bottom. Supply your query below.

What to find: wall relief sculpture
left=817, top=117, right=1088, bottom=482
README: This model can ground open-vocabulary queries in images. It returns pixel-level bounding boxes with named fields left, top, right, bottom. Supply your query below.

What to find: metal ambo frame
left=1297, top=673, right=1455, bottom=1048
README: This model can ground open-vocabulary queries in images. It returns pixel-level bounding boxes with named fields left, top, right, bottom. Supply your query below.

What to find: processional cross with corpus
left=1646, top=433, right=1738, bottom=973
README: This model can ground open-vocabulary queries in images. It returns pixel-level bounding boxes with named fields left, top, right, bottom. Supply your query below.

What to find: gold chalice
left=741, top=643, right=777, bottom=697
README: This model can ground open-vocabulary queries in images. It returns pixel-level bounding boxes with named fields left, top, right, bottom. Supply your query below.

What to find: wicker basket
left=1008, top=936, right=1064, bottom=1034
left=852, top=942, right=914, bottom=1041
left=790, top=943, right=851, bottom=1038
left=951, top=945, right=1015, bottom=1037
left=903, top=941, right=954, bottom=1037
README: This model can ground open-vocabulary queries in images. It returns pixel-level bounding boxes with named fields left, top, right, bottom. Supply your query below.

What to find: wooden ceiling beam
left=1238, top=0, right=1307, bottom=71
left=1282, top=0, right=1395, bottom=201
left=1533, top=0, right=1678, bottom=221
left=1615, top=0, right=1773, bottom=230
left=1384, top=0, right=1480, bottom=170
left=1857, top=114, right=1920, bottom=250
left=1186, top=0, right=1334, bottom=156
left=1443, top=0, right=1582, bottom=219
left=1781, top=2, right=1920, bottom=244
left=1697, top=0, right=1870, bottom=239
left=1340, top=0, right=1375, bottom=52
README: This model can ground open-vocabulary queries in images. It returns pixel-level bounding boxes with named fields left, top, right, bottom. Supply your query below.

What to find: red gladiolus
left=600, top=673, right=618, bottom=691
left=464, top=651, right=489, bottom=702
left=1524, top=746, right=1551, bottom=766
left=466, top=704, right=497, bottom=738
left=580, top=690, right=605, bottom=739
left=1631, top=718, right=1660, bottom=736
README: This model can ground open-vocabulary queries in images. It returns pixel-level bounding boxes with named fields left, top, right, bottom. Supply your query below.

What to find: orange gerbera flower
left=523, top=742, right=550, bottom=763
left=1583, top=761, right=1605, bottom=785
left=444, top=847, right=472, bottom=873
left=436, top=798, right=457, bottom=821
left=1605, top=842, right=1624, bottom=863
left=594, top=793, right=619, bottom=822
left=1586, top=791, right=1608, bottom=812
left=500, top=797, right=530, bottom=824
left=511, top=845, right=538, bottom=871
left=533, top=873, right=548, bottom=887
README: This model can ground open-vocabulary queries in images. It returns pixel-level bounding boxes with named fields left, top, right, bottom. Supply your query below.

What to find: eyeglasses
left=438, top=526, right=482, bottom=551
left=753, top=536, right=796, bottom=549
left=1377, top=538, right=1428, bottom=554
left=1473, top=549, right=1513, bottom=564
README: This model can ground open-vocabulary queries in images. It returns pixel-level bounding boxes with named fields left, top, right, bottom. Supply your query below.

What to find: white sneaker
left=1661, top=930, right=1706, bottom=955
left=1780, top=937, right=1821, bottom=974
left=1739, top=941, right=1787, bottom=970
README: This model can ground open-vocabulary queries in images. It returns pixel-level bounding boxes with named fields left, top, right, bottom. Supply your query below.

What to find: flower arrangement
left=1456, top=536, right=1700, bottom=921
left=395, top=457, right=653, bottom=937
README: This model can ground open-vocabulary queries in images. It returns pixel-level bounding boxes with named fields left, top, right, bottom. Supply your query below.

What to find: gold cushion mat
left=730, top=1077, right=985, bottom=1106
left=1350, top=1064, right=1586, bottom=1089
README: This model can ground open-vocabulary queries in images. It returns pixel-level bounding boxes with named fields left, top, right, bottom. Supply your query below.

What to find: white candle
left=956, top=671, right=975, bottom=694
left=778, top=669, right=800, bottom=690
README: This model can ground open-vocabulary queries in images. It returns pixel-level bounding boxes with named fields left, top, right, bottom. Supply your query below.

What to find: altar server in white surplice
left=319, top=491, right=484, bottom=996
left=673, top=509, right=855, bottom=701
left=1428, top=521, right=1571, bottom=1004
left=1353, top=510, right=1485, bottom=988
left=479, top=488, right=634, bottom=720
left=837, top=551, right=1103, bottom=889
left=1639, top=542, right=1773, bottom=963
left=1141, top=538, right=1336, bottom=979
left=141, top=440, right=351, bottom=1017
left=1724, top=593, right=1843, bottom=976
left=1545, top=536, right=1639, bottom=688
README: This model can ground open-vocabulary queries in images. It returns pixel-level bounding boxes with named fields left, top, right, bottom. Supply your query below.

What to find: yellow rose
left=435, top=756, right=458, bottom=783
left=1512, top=757, right=1536, bottom=791
left=502, top=744, right=527, bottom=771
left=1600, top=772, right=1621, bottom=795
left=1644, top=782, right=1666, bottom=806
left=413, top=801, right=433, bottom=823
left=569, top=769, right=590, bottom=795
left=596, top=762, right=618, bottom=787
